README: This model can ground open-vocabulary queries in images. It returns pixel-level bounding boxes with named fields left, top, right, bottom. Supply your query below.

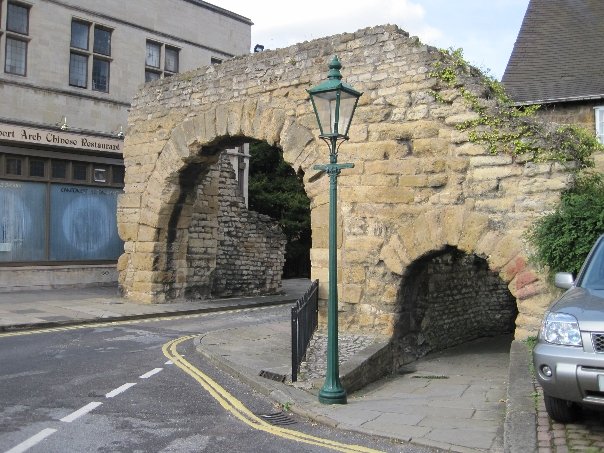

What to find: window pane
left=596, top=109, right=604, bottom=145
left=93, top=167, right=107, bottom=183
left=0, top=181, right=46, bottom=262
left=6, top=157, right=22, bottom=175
left=29, top=159, right=45, bottom=177
left=71, top=21, right=89, bottom=50
left=72, top=163, right=88, bottom=181
left=5, top=38, right=27, bottom=75
left=69, top=53, right=88, bottom=88
left=7, top=3, right=28, bottom=34
left=112, top=166, right=125, bottom=185
left=93, top=27, right=111, bottom=56
left=145, top=70, right=160, bottom=83
left=49, top=184, right=124, bottom=261
left=165, top=47, right=179, bottom=73
left=51, top=160, right=67, bottom=179
left=146, top=41, right=160, bottom=68
left=92, top=58, right=109, bottom=92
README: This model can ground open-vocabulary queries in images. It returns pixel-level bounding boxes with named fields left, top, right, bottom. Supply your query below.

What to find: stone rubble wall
left=119, top=24, right=572, bottom=339
left=210, top=153, right=286, bottom=297
left=397, top=247, right=517, bottom=362
left=170, top=153, right=285, bottom=300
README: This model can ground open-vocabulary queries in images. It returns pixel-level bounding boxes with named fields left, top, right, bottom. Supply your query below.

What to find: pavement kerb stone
left=504, top=340, right=538, bottom=453
left=0, top=297, right=297, bottom=333
left=194, top=336, right=341, bottom=429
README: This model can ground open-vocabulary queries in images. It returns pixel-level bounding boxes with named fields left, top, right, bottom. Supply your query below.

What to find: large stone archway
left=119, top=25, right=570, bottom=338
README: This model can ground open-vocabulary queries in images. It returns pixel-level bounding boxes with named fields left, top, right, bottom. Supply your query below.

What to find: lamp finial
left=327, top=56, right=343, bottom=80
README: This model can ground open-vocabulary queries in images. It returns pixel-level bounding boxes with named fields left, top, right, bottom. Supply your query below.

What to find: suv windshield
left=579, top=237, right=604, bottom=290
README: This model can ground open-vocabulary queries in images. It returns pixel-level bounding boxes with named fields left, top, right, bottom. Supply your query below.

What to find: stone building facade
left=0, top=0, right=251, bottom=290
left=119, top=25, right=575, bottom=341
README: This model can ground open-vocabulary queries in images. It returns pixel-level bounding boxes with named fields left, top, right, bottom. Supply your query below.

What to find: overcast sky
left=216, top=0, right=530, bottom=81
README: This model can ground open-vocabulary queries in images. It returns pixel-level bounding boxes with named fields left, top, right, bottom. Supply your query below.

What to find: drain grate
left=259, top=370, right=286, bottom=382
left=411, top=374, right=449, bottom=379
left=256, top=411, right=296, bottom=426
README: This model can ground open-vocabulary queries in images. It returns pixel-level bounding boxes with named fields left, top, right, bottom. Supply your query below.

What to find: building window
left=112, top=166, right=125, bottom=184
left=92, top=58, right=109, bottom=92
left=69, top=19, right=112, bottom=93
left=6, top=2, right=28, bottom=34
left=51, top=160, right=67, bottom=179
left=5, top=37, right=27, bottom=75
left=69, top=53, right=87, bottom=88
left=29, top=159, right=45, bottom=177
left=145, top=40, right=179, bottom=82
left=0, top=153, right=125, bottom=263
left=4, top=2, right=30, bottom=76
left=146, top=41, right=160, bottom=68
left=165, top=46, right=179, bottom=74
left=72, top=163, right=88, bottom=181
left=93, top=167, right=107, bottom=183
left=596, top=107, right=604, bottom=145
left=6, top=156, right=22, bottom=175
left=93, top=26, right=111, bottom=56
left=70, top=20, right=89, bottom=50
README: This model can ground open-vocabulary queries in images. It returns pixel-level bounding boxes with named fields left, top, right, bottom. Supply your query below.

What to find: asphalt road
left=0, top=306, right=439, bottom=453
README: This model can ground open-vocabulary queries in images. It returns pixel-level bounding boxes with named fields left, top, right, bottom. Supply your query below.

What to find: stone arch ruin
left=118, top=24, right=571, bottom=339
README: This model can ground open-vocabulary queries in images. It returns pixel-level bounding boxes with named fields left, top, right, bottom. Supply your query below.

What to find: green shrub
left=528, top=173, right=604, bottom=275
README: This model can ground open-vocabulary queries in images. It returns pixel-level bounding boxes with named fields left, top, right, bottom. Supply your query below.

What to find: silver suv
left=533, top=234, right=604, bottom=422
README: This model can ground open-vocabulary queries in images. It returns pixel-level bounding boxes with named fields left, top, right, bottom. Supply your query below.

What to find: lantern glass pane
left=312, top=91, right=337, bottom=135
left=338, top=92, right=358, bottom=136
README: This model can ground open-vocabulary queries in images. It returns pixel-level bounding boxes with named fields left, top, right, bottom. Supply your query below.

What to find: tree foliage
left=248, top=141, right=311, bottom=278
left=528, top=173, right=604, bottom=275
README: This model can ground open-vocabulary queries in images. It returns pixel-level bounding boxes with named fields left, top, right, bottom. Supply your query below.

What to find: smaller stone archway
left=393, top=246, right=518, bottom=364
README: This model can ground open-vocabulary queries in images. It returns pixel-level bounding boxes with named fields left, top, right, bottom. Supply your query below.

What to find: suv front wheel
left=543, top=394, right=580, bottom=423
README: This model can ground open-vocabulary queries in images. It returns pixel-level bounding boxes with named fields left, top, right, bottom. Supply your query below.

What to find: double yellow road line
left=163, top=336, right=384, bottom=453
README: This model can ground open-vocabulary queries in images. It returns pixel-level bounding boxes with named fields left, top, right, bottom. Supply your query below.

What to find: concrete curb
left=0, top=298, right=296, bottom=333
left=504, top=340, right=537, bottom=453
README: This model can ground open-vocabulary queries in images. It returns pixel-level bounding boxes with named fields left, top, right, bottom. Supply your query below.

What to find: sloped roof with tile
left=502, top=0, right=604, bottom=104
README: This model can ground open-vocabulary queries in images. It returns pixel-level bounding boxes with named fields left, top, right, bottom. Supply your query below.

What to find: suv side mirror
left=554, top=272, right=574, bottom=290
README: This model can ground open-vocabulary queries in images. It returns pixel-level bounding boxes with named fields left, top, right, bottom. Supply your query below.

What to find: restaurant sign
left=0, top=121, right=123, bottom=154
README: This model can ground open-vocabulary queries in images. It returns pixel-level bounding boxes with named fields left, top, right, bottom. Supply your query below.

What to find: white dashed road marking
left=60, top=402, right=103, bottom=423
left=5, top=361, right=170, bottom=452
left=105, top=382, right=137, bottom=398
left=4, top=428, right=57, bottom=453
left=139, top=368, right=163, bottom=379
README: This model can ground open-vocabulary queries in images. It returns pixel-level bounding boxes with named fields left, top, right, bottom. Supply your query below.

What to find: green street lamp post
left=307, top=56, right=362, bottom=405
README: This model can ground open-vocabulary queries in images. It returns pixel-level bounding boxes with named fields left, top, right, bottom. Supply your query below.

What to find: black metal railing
left=291, top=279, right=319, bottom=382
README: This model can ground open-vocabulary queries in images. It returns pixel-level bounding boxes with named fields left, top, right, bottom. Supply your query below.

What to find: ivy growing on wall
left=429, top=48, right=600, bottom=169
left=430, top=48, right=604, bottom=275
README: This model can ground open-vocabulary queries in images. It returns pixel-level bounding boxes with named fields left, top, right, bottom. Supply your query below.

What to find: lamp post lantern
left=307, top=56, right=362, bottom=405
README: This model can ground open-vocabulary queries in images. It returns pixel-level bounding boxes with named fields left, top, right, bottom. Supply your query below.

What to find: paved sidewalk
left=0, top=279, right=309, bottom=331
